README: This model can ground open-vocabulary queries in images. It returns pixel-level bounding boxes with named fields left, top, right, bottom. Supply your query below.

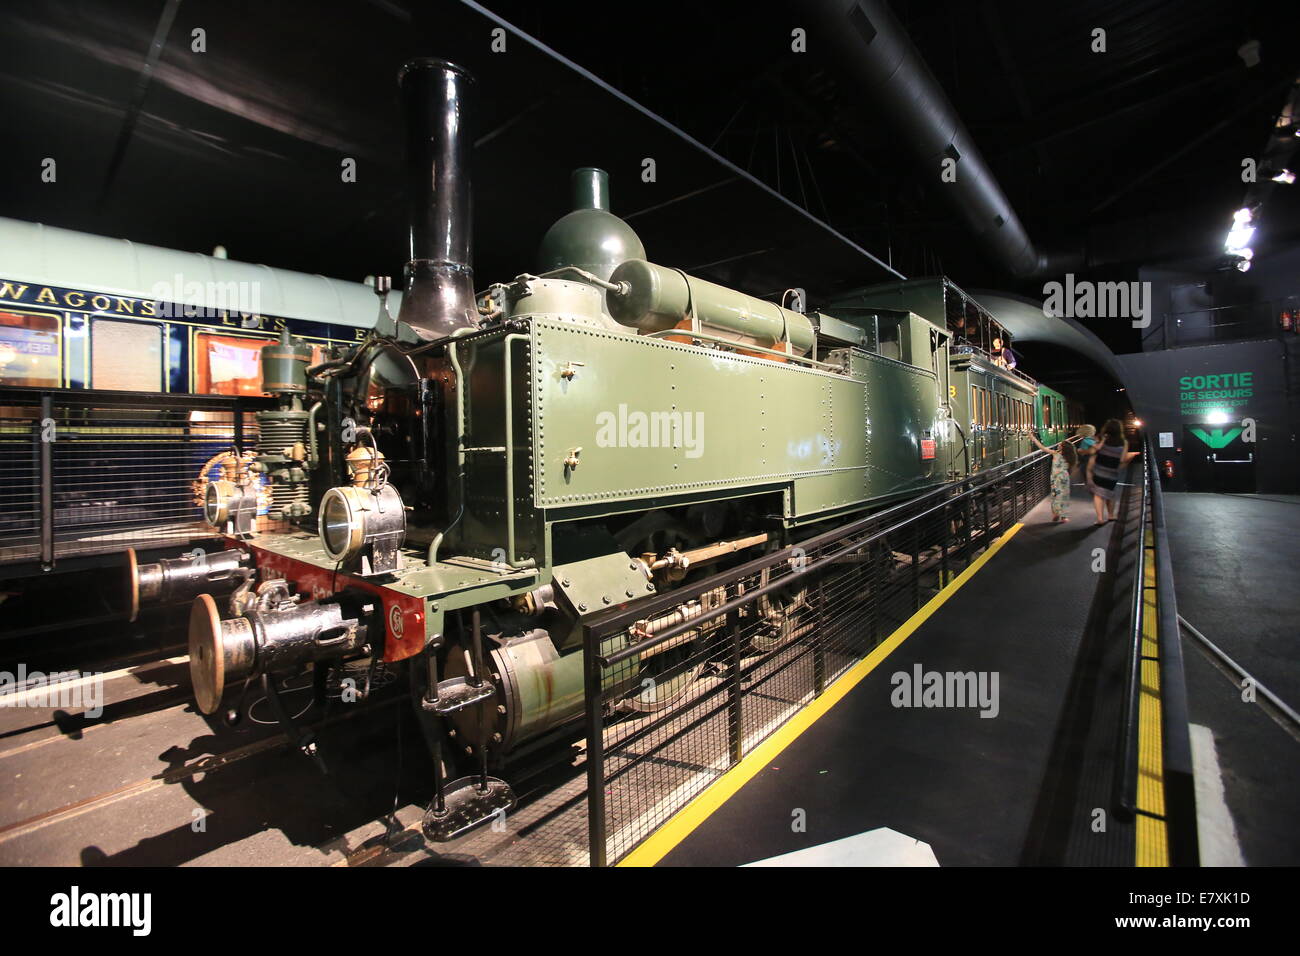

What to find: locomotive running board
left=422, top=775, right=516, bottom=842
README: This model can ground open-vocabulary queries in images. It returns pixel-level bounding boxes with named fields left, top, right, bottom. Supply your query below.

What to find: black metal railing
left=1142, top=298, right=1299, bottom=350
left=1115, top=444, right=1152, bottom=819
left=0, top=387, right=271, bottom=568
left=1114, top=440, right=1199, bottom=865
left=582, top=452, right=1052, bottom=866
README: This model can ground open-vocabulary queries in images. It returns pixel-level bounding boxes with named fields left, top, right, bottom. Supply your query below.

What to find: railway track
left=0, top=630, right=597, bottom=867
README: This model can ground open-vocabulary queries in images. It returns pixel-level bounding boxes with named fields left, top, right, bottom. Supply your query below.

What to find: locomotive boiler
left=133, top=57, right=1036, bottom=838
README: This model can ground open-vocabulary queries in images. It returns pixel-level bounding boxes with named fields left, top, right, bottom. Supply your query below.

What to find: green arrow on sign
left=1189, top=427, right=1243, bottom=449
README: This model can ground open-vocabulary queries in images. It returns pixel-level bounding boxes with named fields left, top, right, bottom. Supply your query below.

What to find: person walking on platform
left=1086, top=419, right=1140, bottom=525
left=1030, top=432, right=1078, bottom=522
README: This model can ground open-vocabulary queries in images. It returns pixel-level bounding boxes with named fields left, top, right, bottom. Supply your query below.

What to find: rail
left=582, top=451, right=1052, bottom=865
left=1141, top=297, right=1298, bottom=350
left=1114, top=440, right=1199, bottom=865
left=0, top=387, right=274, bottom=570
left=1115, top=443, right=1152, bottom=817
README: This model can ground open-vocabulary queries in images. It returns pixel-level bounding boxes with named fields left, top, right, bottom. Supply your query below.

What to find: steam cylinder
left=607, top=259, right=815, bottom=355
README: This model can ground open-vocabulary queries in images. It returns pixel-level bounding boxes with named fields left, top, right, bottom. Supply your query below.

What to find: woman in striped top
left=1086, top=419, right=1141, bottom=525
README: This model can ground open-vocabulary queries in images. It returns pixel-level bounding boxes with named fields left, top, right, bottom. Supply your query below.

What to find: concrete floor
left=1163, top=492, right=1300, bottom=866
left=662, top=479, right=1146, bottom=866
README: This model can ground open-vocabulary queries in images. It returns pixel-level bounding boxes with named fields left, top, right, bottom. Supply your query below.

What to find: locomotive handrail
left=499, top=332, right=536, bottom=569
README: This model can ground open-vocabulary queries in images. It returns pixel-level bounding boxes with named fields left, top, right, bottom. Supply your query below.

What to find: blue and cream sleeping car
left=0, top=217, right=387, bottom=565
left=0, top=216, right=387, bottom=395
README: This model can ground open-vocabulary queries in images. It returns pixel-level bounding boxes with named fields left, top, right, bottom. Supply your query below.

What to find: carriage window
left=1042, top=398, right=1052, bottom=428
left=195, top=332, right=327, bottom=395
left=196, top=332, right=267, bottom=395
left=92, top=319, right=162, bottom=390
left=0, top=312, right=61, bottom=387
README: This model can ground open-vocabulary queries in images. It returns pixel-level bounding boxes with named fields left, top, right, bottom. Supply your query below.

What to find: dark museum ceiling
left=1, top=0, right=1298, bottom=380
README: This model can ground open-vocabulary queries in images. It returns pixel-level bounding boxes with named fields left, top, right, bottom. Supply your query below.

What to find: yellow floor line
left=1134, top=527, right=1169, bottom=867
left=618, top=521, right=1026, bottom=867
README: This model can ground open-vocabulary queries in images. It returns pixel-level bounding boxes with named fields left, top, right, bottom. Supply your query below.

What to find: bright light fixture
left=1206, top=409, right=1230, bottom=425
left=1225, top=208, right=1255, bottom=255
left=1272, top=168, right=1296, bottom=184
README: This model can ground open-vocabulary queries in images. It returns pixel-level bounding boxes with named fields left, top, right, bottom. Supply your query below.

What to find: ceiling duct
left=806, top=0, right=1081, bottom=278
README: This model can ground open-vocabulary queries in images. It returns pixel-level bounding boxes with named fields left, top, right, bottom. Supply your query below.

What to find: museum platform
left=627, top=472, right=1207, bottom=866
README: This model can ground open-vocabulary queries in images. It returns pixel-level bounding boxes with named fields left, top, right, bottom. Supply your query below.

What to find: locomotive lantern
left=203, top=479, right=258, bottom=535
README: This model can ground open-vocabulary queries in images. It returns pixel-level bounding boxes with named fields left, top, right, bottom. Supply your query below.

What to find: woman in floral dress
left=1030, top=432, right=1079, bottom=523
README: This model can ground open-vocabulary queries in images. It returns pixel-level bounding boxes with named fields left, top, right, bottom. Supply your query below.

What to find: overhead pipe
left=806, top=0, right=1082, bottom=278
left=395, top=58, right=480, bottom=337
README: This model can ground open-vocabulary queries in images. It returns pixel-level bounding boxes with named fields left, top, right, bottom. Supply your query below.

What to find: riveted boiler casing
left=450, top=316, right=948, bottom=569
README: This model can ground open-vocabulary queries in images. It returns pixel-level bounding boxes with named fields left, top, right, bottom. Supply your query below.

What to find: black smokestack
left=396, top=58, right=477, bottom=338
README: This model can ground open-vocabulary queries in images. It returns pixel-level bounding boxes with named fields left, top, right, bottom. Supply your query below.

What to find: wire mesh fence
left=0, top=388, right=272, bottom=566
left=582, top=452, right=1051, bottom=866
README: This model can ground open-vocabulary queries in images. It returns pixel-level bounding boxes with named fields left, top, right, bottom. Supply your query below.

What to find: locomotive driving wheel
left=617, top=641, right=705, bottom=714
left=749, top=566, right=810, bottom=653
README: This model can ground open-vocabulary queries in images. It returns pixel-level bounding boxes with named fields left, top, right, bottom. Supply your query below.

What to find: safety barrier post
left=727, top=603, right=744, bottom=765
left=583, top=625, right=607, bottom=868
left=38, top=394, right=53, bottom=571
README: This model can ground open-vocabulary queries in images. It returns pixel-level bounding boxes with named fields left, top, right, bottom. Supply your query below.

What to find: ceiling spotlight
left=1225, top=224, right=1255, bottom=254
left=1226, top=207, right=1256, bottom=255
left=1271, top=168, right=1296, bottom=184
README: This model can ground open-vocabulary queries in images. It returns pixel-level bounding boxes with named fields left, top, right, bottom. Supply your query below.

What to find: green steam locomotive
left=124, top=59, right=1081, bottom=837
